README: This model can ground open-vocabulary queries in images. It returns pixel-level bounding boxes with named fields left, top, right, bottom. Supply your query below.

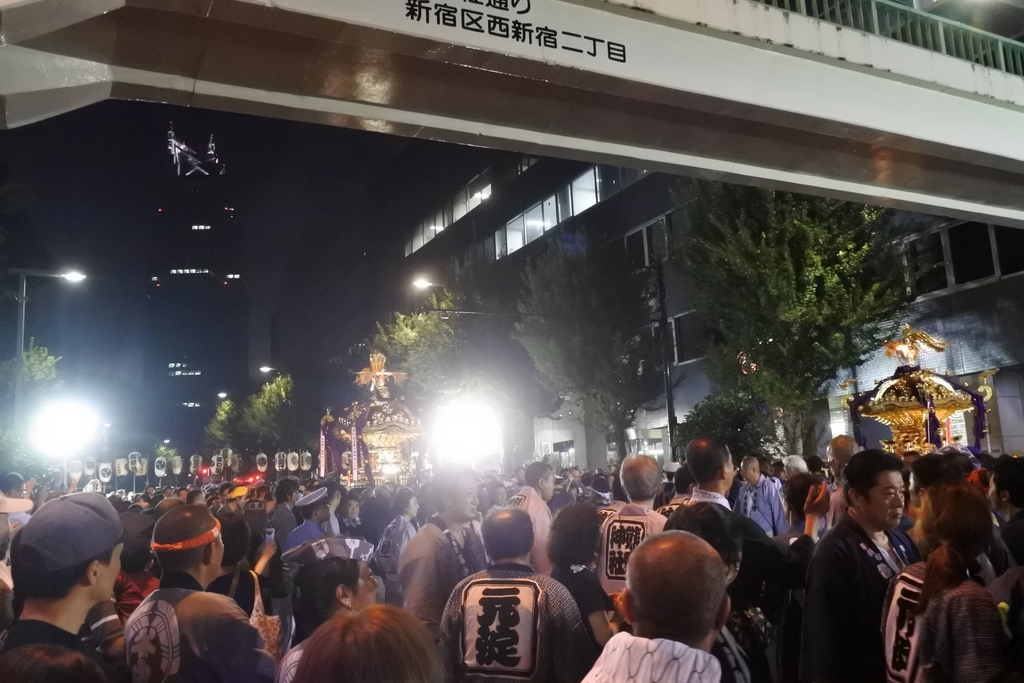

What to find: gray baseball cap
left=21, top=492, right=151, bottom=570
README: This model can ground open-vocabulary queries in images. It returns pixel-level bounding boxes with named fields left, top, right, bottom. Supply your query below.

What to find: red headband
left=152, top=518, right=222, bottom=552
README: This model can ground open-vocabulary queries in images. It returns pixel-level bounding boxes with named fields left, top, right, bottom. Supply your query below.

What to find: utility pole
left=654, top=262, right=678, bottom=460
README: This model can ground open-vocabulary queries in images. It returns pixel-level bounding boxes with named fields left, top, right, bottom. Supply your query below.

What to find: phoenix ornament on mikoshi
left=321, top=352, right=421, bottom=485
left=850, top=325, right=988, bottom=455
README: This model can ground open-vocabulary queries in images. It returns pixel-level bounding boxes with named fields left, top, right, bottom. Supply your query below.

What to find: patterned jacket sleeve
left=549, top=582, right=599, bottom=683
left=437, top=580, right=466, bottom=683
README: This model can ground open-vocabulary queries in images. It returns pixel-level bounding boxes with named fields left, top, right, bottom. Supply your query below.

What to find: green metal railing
left=755, top=0, right=1024, bottom=78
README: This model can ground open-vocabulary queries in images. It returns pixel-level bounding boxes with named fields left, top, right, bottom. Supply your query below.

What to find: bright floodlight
left=432, top=400, right=502, bottom=467
left=218, top=392, right=228, bottom=399
left=29, top=399, right=101, bottom=457
left=259, top=366, right=273, bottom=373
left=412, top=278, right=434, bottom=290
left=61, top=271, right=86, bottom=283
left=163, top=439, right=171, bottom=444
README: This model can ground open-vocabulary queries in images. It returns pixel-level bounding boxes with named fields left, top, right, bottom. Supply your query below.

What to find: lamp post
left=10, top=269, right=86, bottom=429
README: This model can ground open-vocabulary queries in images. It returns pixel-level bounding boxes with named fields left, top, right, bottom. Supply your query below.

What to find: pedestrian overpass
left=3, top=0, right=1024, bottom=225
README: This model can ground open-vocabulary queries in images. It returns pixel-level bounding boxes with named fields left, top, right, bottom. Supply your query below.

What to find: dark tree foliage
left=670, top=180, right=913, bottom=453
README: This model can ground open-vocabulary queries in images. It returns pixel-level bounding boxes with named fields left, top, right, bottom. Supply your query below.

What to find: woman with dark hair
left=206, top=511, right=275, bottom=617
left=278, top=537, right=380, bottom=683
left=0, top=644, right=106, bottom=683
left=548, top=503, right=614, bottom=649
left=666, top=502, right=762, bottom=683
left=293, top=605, right=441, bottom=683
left=376, top=488, right=420, bottom=606
left=882, top=481, right=1006, bottom=683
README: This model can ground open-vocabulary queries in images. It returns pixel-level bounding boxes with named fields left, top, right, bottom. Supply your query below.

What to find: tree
left=0, top=339, right=61, bottom=419
left=675, top=391, right=783, bottom=461
left=670, top=180, right=913, bottom=454
left=204, top=399, right=238, bottom=450
left=238, top=375, right=294, bottom=450
left=516, top=236, right=663, bottom=448
left=370, top=292, right=459, bottom=405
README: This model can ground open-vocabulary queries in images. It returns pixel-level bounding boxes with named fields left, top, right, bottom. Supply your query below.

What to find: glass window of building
left=625, top=228, right=647, bottom=271
left=556, top=186, right=572, bottom=223
left=412, top=223, right=424, bottom=252
left=484, top=234, right=496, bottom=262
left=571, top=169, right=598, bottom=215
left=948, top=222, right=995, bottom=285
left=673, top=313, right=709, bottom=364
left=495, top=226, right=507, bottom=259
left=647, top=219, right=668, bottom=264
left=405, top=238, right=412, bottom=257
left=506, top=215, right=525, bottom=254
left=597, top=166, right=621, bottom=201
left=524, top=204, right=544, bottom=244
left=453, top=189, right=469, bottom=223
left=908, top=232, right=947, bottom=294
left=542, top=196, right=559, bottom=230
left=620, top=167, right=642, bottom=187
left=995, top=225, right=1024, bottom=276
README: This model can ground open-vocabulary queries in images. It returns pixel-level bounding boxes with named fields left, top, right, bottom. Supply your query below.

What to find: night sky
left=0, top=99, right=413, bottom=427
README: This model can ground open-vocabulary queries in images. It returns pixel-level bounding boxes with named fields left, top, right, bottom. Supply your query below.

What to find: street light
left=218, top=392, right=228, bottom=399
left=432, top=399, right=503, bottom=468
left=163, top=439, right=171, bottom=444
left=259, top=366, right=274, bottom=373
left=10, top=268, right=87, bottom=429
left=412, top=277, right=436, bottom=290
left=28, top=399, right=101, bottom=464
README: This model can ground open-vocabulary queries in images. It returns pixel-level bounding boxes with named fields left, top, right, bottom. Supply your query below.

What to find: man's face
left=537, top=474, right=556, bottom=502
left=145, top=486, right=155, bottom=496
left=446, top=477, right=479, bottom=523
left=569, top=469, right=581, bottom=485
left=853, top=470, right=905, bottom=531
left=177, top=490, right=188, bottom=501
left=343, top=500, right=359, bottom=520
left=741, top=460, right=760, bottom=487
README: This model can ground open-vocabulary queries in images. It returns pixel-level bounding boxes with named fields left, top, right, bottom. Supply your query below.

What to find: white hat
left=663, top=462, right=682, bottom=473
left=295, top=487, right=328, bottom=508
left=0, top=492, right=33, bottom=514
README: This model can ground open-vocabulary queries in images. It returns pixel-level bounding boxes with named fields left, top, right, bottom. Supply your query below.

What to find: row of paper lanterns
left=67, top=447, right=314, bottom=483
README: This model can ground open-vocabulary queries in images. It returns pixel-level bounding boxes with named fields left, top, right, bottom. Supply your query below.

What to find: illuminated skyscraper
left=143, top=124, right=248, bottom=447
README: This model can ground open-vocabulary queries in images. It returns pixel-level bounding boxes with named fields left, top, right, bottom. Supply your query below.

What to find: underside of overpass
left=3, top=0, right=1024, bottom=225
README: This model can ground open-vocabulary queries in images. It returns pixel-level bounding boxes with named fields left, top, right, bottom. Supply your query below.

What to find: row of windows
left=169, top=370, right=202, bottom=376
left=226, top=274, right=241, bottom=279
left=907, top=222, right=1024, bottom=295
left=482, top=166, right=646, bottom=261
left=170, top=269, right=210, bottom=275
left=405, top=178, right=493, bottom=256
left=182, top=402, right=202, bottom=408
left=405, top=156, right=542, bottom=257
left=192, top=225, right=211, bottom=231
left=168, top=363, right=192, bottom=368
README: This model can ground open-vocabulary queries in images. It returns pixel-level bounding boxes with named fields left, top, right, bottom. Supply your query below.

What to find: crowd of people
left=4, top=436, right=1024, bottom=682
